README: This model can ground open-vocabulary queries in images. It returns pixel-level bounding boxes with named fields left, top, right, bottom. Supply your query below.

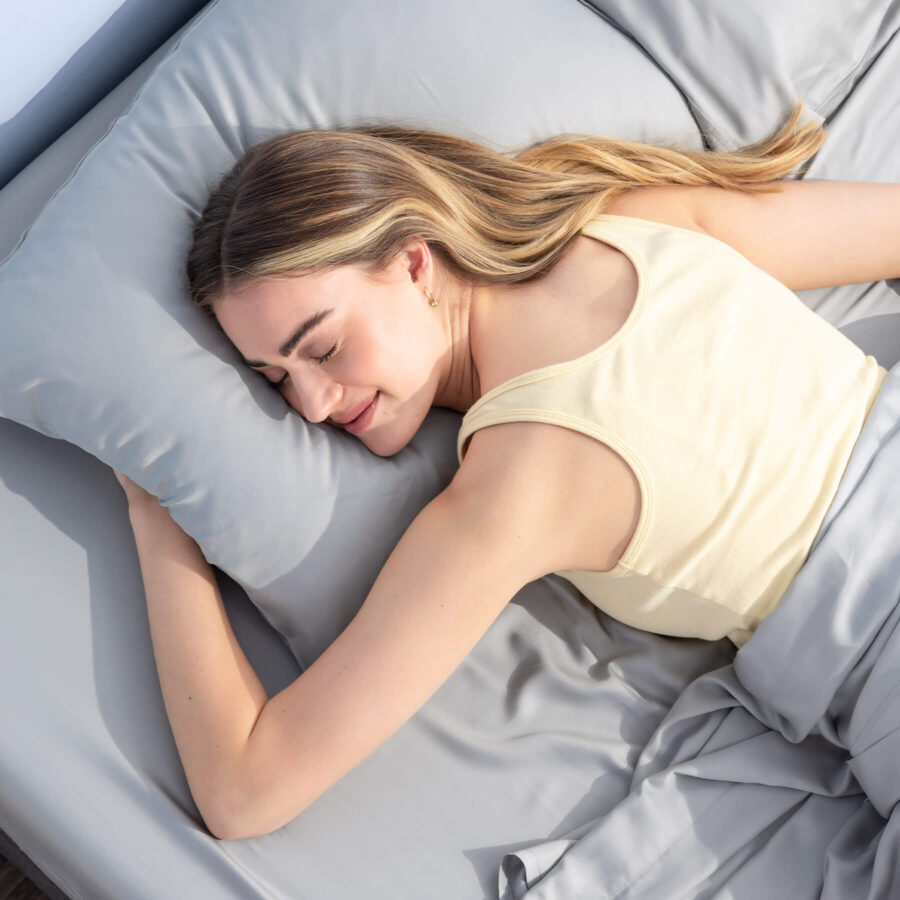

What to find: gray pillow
left=580, top=0, right=900, bottom=150
left=580, top=0, right=900, bottom=328
left=0, top=0, right=700, bottom=668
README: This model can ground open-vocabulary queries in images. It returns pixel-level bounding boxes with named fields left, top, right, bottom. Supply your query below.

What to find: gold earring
left=424, top=286, right=439, bottom=307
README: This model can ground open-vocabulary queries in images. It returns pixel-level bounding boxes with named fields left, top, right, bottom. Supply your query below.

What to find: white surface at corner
left=1, top=0, right=126, bottom=122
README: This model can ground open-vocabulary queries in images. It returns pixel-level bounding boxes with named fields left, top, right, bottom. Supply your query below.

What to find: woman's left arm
left=119, top=476, right=269, bottom=840
left=613, top=180, right=900, bottom=291
left=686, top=179, right=900, bottom=291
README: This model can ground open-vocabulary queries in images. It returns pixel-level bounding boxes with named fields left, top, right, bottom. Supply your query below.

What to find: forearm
left=127, top=497, right=268, bottom=837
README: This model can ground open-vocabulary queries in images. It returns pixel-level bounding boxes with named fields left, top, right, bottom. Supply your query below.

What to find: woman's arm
left=613, top=180, right=900, bottom=291
left=124, top=490, right=268, bottom=840
left=117, top=438, right=568, bottom=840
left=227, top=467, right=559, bottom=839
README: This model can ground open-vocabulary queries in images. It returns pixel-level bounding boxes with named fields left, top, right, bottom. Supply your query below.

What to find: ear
left=365, top=238, right=432, bottom=288
left=396, top=239, right=432, bottom=287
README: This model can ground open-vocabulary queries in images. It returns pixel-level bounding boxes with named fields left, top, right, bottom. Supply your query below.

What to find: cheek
left=346, top=342, right=392, bottom=386
left=276, top=380, right=304, bottom=414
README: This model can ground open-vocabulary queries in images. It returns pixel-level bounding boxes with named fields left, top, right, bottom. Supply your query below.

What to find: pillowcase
left=0, top=0, right=700, bottom=668
left=580, top=0, right=900, bottom=150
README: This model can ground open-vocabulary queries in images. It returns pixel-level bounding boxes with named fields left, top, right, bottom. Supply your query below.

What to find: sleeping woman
left=112, top=103, right=895, bottom=840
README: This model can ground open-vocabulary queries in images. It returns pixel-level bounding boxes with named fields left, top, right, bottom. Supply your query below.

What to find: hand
left=114, top=470, right=161, bottom=509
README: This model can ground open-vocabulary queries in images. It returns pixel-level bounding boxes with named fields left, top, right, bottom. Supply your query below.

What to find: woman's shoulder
left=600, top=185, right=709, bottom=234
left=449, top=420, right=575, bottom=569
left=451, top=188, right=700, bottom=571
left=452, top=416, right=641, bottom=575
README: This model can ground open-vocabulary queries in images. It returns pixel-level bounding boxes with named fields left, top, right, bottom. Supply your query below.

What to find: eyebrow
left=243, top=308, right=334, bottom=368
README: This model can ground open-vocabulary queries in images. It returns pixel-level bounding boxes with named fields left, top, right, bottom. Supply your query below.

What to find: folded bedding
left=502, top=359, right=900, bottom=899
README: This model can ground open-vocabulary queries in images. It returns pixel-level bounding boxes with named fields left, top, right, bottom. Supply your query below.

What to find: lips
left=335, top=394, right=376, bottom=425
left=340, top=392, right=379, bottom=434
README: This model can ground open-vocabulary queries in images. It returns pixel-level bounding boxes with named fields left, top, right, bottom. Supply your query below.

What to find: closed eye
left=314, top=343, right=339, bottom=365
left=267, top=343, right=339, bottom=388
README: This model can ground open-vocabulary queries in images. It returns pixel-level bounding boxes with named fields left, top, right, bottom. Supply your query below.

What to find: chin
left=361, top=432, right=407, bottom=459
left=360, top=419, right=417, bottom=459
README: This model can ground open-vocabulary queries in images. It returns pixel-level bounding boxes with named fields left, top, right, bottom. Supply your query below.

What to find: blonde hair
left=186, top=103, right=825, bottom=311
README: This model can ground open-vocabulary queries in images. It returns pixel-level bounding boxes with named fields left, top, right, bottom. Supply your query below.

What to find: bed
left=1, top=2, right=899, bottom=898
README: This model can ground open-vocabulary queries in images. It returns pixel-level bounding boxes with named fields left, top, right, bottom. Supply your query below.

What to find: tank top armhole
left=456, top=407, right=655, bottom=573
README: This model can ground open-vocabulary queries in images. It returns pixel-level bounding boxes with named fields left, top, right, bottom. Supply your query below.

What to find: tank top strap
left=457, top=215, right=654, bottom=464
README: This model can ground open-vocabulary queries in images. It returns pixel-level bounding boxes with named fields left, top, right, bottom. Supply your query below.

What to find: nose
left=291, top=369, right=341, bottom=424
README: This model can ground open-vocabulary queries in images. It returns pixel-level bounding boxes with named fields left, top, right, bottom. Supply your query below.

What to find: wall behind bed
left=0, top=0, right=211, bottom=190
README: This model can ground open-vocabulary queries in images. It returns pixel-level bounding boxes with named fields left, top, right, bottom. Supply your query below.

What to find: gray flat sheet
left=499, top=371, right=900, bottom=900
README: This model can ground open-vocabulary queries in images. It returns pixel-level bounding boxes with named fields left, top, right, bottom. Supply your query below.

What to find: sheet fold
left=500, top=361, right=900, bottom=899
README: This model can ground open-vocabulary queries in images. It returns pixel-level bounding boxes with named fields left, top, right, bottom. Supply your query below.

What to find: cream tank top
left=456, top=214, right=888, bottom=648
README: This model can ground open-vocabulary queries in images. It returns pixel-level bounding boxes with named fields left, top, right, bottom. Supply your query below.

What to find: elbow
left=209, top=822, right=280, bottom=842
left=205, top=814, right=283, bottom=843
left=204, top=811, right=264, bottom=842
left=195, top=779, right=251, bottom=842
left=200, top=786, right=287, bottom=841
left=199, top=744, right=313, bottom=839
left=208, top=807, right=309, bottom=842
left=201, top=798, right=244, bottom=842
left=204, top=807, right=268, bottom=842
left=206, top=821, right=241, bottom=842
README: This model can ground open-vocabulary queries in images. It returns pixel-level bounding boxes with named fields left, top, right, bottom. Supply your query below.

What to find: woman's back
left=456, top=187, right=887, bottom=647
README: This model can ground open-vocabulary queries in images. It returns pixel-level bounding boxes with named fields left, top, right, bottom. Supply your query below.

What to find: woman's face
left=215, top=245, right=448, bottom=457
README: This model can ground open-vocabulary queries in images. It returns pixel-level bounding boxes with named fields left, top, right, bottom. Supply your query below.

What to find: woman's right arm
left=220, top=428, right=570, bottom=839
